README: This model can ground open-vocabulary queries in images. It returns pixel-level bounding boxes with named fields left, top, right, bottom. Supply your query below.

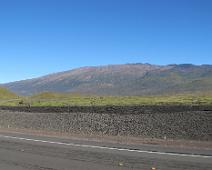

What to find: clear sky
left=0, top=0, right=211, bottom=83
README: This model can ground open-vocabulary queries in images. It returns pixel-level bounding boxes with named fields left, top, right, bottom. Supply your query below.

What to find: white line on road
left=0, top=134, right=211, bottom=159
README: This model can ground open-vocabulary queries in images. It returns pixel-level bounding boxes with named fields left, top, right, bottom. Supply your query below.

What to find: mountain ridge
left=3, top=63, right=212, bottom=96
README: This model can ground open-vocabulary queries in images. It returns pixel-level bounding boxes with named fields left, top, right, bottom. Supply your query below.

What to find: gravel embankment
left=0, top=105, right=211, bottom=140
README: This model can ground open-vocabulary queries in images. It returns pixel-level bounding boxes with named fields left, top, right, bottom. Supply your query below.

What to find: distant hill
left=0, top=87, right=17, bottom=99
left=3, top=63, right=212, bottom=96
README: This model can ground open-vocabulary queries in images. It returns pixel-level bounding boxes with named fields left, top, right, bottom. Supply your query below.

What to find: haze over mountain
left=3, top=63, right=212, bottom=96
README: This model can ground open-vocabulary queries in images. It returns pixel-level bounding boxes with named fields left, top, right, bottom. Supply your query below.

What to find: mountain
left=3, top=63, right=212, bottom=96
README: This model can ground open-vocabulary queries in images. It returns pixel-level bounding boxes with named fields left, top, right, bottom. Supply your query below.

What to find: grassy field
left=1, top=91, right=212, bottom=106
left=0, top=87, right=18, bottom=99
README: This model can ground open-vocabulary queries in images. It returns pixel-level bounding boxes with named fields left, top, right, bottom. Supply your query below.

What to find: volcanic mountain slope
left=3, top=63, right=212, bottom=95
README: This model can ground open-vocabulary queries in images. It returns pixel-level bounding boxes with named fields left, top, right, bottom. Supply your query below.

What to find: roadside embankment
left=0, top=105, right=211, bottom=140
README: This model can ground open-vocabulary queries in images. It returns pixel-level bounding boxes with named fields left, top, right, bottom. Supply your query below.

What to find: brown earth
left=0, top=128, right=212, bottom=150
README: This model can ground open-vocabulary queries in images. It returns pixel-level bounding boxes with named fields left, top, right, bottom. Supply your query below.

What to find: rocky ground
left=0, top=105, right=211, bottom=141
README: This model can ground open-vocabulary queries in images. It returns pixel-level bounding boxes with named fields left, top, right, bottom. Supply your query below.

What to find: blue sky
left=0, top=0, right=212, bottom=83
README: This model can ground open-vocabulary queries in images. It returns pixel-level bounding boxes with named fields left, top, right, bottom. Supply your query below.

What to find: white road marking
left=0, top=134, right=211, bottom=159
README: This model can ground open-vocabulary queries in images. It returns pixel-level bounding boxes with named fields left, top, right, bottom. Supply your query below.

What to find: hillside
left=3, top=63, right=212, bottom=96
left=0, top=87, right=17, bottom=99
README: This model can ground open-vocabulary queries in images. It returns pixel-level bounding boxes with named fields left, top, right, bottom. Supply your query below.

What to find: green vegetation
left=0, top=87, right=17, bottom=99
left=1, top=90, right=212, bottom=106
left=0, top=87, right=20, bottom=106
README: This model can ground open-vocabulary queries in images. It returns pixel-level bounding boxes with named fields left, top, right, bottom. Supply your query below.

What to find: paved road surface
left=0, top=132, right=211, bottom=170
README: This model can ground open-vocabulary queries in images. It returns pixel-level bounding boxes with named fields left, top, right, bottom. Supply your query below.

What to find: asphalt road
left=0, top=132, right=211, bottom=170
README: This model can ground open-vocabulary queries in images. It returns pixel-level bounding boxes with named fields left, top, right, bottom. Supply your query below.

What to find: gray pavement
left=0, top=132, right=212, bottom=170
